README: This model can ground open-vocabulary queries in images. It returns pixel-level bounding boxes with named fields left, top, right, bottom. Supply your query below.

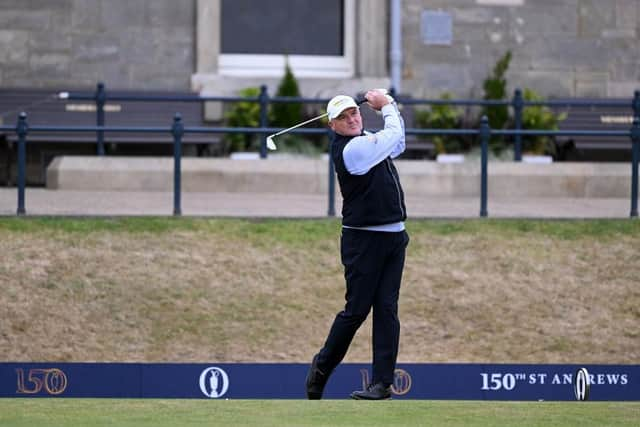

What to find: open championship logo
left=574, top=368, right=590, bottom=401
left=199, top=367, right=229, bottom=398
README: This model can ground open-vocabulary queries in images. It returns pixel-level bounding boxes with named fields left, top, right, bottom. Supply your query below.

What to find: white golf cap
left=327, top=95, right=358, bottom=120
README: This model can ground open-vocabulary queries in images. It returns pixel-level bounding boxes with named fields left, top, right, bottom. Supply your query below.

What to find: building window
left=218, top=0, right=354, bottom=77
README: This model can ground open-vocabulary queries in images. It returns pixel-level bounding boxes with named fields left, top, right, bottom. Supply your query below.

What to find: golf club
left=266, top=96, right=369, bottom=150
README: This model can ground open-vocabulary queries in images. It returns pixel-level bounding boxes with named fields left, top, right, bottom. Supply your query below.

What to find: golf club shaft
left=269, top=97, right=368, bottom=138
left=269, top=112, right=329, bottom=138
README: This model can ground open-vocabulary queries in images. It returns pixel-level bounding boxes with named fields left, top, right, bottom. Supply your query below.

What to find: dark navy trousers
left=317, top=228, right=409, bottom=386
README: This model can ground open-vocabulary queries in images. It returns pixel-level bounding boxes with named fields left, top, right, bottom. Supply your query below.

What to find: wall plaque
left=421, top=10, right=453, bottom=46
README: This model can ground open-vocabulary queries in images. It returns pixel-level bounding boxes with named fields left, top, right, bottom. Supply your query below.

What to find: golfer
left=306, top=89, right=409, bottom=400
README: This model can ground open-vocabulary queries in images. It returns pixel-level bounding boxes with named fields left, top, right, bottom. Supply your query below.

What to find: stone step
left=46, top=156, right=637, bottom=198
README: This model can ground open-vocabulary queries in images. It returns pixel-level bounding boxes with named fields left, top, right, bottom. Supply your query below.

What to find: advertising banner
left=1, top=363, right=637, bottom=401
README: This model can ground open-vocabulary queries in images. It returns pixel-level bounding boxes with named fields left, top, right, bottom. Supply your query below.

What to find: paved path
left=0, top=188, right=635, bottom=218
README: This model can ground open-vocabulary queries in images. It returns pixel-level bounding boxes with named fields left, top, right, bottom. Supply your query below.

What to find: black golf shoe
left=350, top=382, right=391, bottom=400
left=305, top=354, right=328, bottom=400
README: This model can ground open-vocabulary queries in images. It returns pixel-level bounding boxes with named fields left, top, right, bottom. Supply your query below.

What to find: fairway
left=1, top=399, right=639, bottom=427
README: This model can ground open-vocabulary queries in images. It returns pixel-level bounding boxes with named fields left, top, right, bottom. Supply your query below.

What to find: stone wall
left=0, top=0, right=638, bottom=97
left=403, top=0, right=640, bottom=98
left=0, top=0, right=195, bottom=90
left=46, top=156, right=637, bottom=199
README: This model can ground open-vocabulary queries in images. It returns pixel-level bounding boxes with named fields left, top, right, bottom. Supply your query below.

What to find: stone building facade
left=0, top=0, right=638, bottom=98
left=401, top=0, right=640, bottom=98
left=0, top=0, right=195, bottom=90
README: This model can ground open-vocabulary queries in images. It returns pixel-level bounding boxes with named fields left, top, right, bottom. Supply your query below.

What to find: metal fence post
left=631, top=117, right=640, bottom=218
left=95, top=82, right=106, bottom=156
left=512, top=88, right=523, bottom=161
left=16, top=112, right=28, bottom=216
left=172, top=113, right=184, bottom=216
left=327, top=131, right=336, bottom=217
left=632, top=90, right=640, bottom=119
left=258, top=85, right=269, bottom=159
left=480, top=116, right=490, bottom=217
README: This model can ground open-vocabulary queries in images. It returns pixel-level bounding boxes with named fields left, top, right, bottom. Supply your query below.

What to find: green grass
left=406, top=218, right=640, bottom=240
left=1, top=217, right=638, bottom=240
left=0, top=399, right=638, bottom=427
left=0, top=217, right=200, bottom=234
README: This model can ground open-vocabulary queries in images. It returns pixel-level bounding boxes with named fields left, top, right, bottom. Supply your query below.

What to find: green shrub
left=414, top=93, right=467, bottom=154
left=482, top=51, right=511, bottom=128
left=270, top=60, right=302, bottom=128
left=270, top=60, right=324, bottom=155
left=481, top=51, right=512, bottom=153
left=521, top=88, right=567, bottom=155
left=224, top=87, right=261, bottom=152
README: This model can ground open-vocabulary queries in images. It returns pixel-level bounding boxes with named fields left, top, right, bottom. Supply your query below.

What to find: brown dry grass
left=0, top=218, right=638, bottom=364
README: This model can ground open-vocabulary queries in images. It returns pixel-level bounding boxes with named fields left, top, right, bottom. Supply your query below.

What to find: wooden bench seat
left=550, top=98, right=635, bottom=161
left=0, top=88, right=223, bottom=185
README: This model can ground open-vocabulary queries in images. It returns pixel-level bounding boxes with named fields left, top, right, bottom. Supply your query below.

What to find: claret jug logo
left=392, top=369, right=412, bottom=395
left=16, top=368, right=68, bottom=395
left=199, top=367, right=229, bottom=398
left=359, top=368, right=412, bottom=396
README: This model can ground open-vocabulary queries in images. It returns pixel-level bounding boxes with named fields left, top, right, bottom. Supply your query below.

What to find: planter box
left=522, top=155, right=553, bottom=164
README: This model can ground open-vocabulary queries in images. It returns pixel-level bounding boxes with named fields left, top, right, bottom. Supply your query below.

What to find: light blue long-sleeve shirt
left=343, top=102, right=405, bottom=176
left=341, top=102, right=406, bottom=232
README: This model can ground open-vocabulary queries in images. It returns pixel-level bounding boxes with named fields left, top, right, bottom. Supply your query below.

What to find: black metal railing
left=58, top=82, right=640, bottom=161
left=60, top=83, right=336, bottom=159
left=1, top=111, right=638, bottom=218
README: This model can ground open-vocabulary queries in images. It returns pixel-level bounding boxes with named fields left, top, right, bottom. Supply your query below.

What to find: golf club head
left=266, top=136, right=277, bottom=150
